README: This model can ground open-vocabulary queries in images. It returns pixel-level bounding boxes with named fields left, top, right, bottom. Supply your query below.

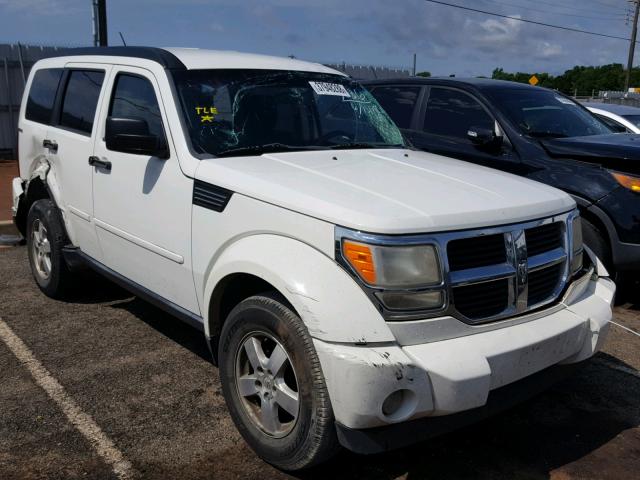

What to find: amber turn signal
left=343, top=240, right=376, bottom=284
left=611, top=171, right=640, bottom=193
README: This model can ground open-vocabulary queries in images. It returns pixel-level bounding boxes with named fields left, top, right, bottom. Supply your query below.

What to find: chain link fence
left=0, top=44, right=73, bottom=159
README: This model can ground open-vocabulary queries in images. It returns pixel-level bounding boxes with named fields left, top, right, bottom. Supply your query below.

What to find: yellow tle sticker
left=196, top=106, right=219, bottom=122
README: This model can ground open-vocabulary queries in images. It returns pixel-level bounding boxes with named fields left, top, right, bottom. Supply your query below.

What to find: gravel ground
left=0, top=245, right=639, bottom=480
left=0, top=161, right=19, bottom=222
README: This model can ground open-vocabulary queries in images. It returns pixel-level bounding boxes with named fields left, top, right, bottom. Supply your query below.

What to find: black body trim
left=66, top=248, right=204, bottom=332
left=336, top=362, right=580, bottom=455
left=55, top=47, right=187, bottom=70
left=193, top=180, right=233, bottom=212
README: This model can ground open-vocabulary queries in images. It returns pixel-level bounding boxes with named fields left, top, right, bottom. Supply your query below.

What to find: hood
left=195, top=149, right=575, bottom=234
left=541, top=134, right=640, bottom=174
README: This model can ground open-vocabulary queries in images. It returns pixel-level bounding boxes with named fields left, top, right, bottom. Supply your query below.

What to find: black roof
left=53, top=46, right=186, bottom=70
left=362, top=76, right=543, bottom=92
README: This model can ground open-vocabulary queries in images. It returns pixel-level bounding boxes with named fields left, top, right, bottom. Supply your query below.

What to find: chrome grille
left=528, top=263, right=563, bottom=307
left=446, top=214, right=571, bottom=324
left=452, top=279, right=510, bottom=319
left=526, top=223, right=563, bottom=257
left=447, top=233, right=506, bottom=271
left=335, top=210, right=578, bottom=323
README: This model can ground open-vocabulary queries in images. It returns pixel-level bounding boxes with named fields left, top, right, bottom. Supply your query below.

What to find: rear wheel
left=218, top=293, right=339, bottom=470
left=26, top=199, right=73, bottom=298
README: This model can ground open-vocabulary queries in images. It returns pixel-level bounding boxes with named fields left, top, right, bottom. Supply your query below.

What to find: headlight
left=339, top=236, right=445, bottom=313
left=571, top=215, right=583, bottom=274
left=342, top=240, right=441, bottom=288
left=609, top=170, right=640, bottom=193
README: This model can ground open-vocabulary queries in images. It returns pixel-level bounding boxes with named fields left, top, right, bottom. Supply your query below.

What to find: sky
left=0, top=0, right=636, bottom=77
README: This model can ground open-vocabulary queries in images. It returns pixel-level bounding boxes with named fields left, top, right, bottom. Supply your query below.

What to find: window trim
left=52, top=68, right=106, bottom=137
left=105, top=70, right=170, bottom=158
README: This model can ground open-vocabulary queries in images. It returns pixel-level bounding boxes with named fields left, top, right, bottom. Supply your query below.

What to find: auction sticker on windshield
left=309, top=81, right=351, bottom=97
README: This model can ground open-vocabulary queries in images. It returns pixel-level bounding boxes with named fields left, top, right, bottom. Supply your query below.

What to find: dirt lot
left=0, top=246, right=638, bottom=480
left=0, top=161, right=19, bottom=222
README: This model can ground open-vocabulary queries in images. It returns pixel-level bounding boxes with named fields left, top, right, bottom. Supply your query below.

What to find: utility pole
left=625, top=0, right=640, bottom=91
left=92, top=0, right=108, bottom=47
left=412, top=53, right=416, bottom=76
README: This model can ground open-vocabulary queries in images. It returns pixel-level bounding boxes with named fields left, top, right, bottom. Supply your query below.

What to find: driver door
left=91, top=66, right=199, bottom=315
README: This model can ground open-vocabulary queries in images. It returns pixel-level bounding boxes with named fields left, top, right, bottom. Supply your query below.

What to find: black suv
left=364, top=78, right=640, bottom=283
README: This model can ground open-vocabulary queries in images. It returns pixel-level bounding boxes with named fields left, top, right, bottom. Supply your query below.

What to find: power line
left=424, top=0, right=638, bottom=43
left=481, top=0, right=626, bottom=20
left=534, top=0, right=629, bottom=14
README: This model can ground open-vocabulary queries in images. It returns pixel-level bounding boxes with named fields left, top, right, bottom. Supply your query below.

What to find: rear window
left=59, top=70, right=105, bottom=135
left=25, top=68, right=64, bottom=125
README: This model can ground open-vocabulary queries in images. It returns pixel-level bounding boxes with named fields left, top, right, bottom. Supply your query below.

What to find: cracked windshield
left=173, top=69, right=404, bottom=157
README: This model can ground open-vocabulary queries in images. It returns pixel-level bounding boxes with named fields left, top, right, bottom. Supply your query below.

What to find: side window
left=109, top=74, right=164, bottom=137
left=369, top=86, right=420, bottom=129
left=59, top=70, right=105, bottom=134
left=423, top=88, right=494, bottom=140
left=25, top=68, right=64, bottom=125
left=595, top=114, right=627, bottom=133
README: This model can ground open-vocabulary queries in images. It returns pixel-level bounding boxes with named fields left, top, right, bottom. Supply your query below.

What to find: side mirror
left=467, top=126, right=503, bottom=149
left=105, top=117, right=169, bottom=159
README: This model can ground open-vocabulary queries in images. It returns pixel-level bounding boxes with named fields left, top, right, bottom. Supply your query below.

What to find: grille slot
left=447, top=234, right=506, bottom=271
left=193, top=180, right=233, bottom=212
left=452, top=279, right=509, bottom=320
left=528, top=263, right=563, bottom=306
left=526, top=223, right=563, bottom=257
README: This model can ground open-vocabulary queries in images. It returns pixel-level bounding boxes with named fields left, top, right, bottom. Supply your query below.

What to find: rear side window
left=423, top=88, right=494, bottom=140
left=59, top=70, right=105, bottom=135
left=25, top=68, right=64, bottom=124
left=109, top=74, right=164, bottom=137
left=369, top=86, right=420, bottom=129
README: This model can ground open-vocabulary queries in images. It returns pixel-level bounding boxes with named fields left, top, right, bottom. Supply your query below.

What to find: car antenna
left=118, top=32, right=127, bottom=46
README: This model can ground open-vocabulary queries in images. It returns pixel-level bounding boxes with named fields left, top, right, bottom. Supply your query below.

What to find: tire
left=581, top=218, right=629, bottom=303
left=581, top=218, right=613, bottom=274
left=26, top=199, right=73, bottom=299
left=218, top=293, right=339, bottom=471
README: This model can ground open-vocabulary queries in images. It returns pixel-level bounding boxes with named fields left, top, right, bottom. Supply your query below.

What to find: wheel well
left=15, top=176, right=50, bottom=236
left=208, top=273, right=283, bottom=359
left=578, top=206, right=612, bottom=259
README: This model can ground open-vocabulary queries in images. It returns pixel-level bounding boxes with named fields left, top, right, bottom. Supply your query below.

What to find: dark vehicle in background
left=364, top=78, right=640, bottom=288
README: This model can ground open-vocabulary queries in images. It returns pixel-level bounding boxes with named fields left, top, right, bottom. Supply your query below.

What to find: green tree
left=416, top=71, right=431, bottom=77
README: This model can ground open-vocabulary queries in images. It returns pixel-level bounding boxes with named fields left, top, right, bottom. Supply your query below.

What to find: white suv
left=12, top=47, right=614, bottom=470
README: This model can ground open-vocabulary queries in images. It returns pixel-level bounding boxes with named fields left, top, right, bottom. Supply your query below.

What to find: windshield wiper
left=216, top=143, right=329, bottom=157
left=327, top=142, right=404, bottom=150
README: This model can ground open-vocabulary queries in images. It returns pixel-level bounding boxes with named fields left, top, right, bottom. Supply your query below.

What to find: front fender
left=203, top=234, right=395, bottom=344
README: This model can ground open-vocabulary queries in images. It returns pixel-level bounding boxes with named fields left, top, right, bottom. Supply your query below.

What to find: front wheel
left=218, top=293, right=339, bottom=470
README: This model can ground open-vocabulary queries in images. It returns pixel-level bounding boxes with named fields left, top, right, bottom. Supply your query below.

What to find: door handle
left=88, top=156, right=112, bottom=171
left=42, top=139, right=58, bottom=153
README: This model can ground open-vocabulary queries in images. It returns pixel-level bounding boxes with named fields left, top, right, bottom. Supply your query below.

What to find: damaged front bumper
left=314, top=259, right=615, bottom=453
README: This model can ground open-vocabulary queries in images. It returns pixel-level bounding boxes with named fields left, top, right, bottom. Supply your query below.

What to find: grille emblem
left=511, top=229, right=529, bottom=312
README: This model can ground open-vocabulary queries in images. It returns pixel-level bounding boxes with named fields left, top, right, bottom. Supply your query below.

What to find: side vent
left=193, top=180, right=233, bottom=212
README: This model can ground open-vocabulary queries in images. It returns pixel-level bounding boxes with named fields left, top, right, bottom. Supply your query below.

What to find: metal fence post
left=3, top=57, right=16, bottom=159
left=17, top=42, right=26, bottom=86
